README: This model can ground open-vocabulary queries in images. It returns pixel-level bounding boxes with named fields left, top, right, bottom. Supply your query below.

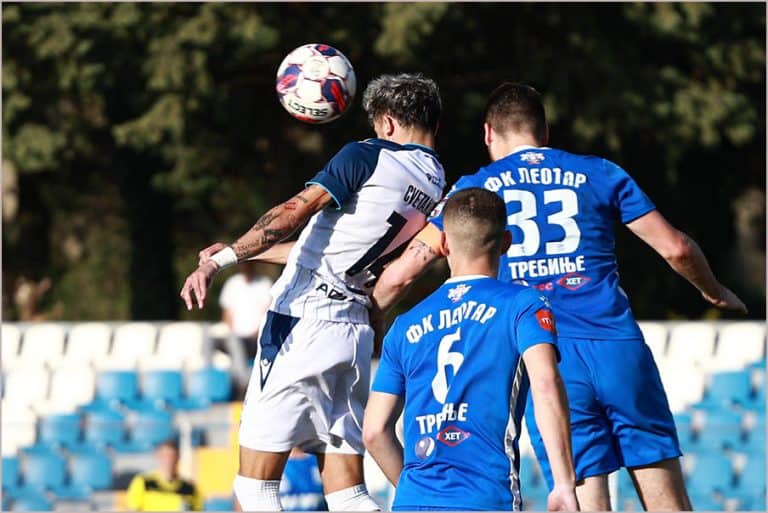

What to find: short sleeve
left=371, top=321, right=406, bottom=396
left=512, top=288, right=559, bottom=359
left=428, top=174, right=478, bottom=231
left=306, top=142, right=380, bottom=209
left=603, top=159, right=656, bottom=224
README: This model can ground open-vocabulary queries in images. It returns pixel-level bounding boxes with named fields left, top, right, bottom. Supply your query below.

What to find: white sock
left=324, top=484, right=381, bottom=511
left=233, top=475, right=283, bottom=511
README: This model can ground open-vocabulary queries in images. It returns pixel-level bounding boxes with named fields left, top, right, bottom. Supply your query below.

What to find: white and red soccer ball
left=276, top=43, right=356, bottom=124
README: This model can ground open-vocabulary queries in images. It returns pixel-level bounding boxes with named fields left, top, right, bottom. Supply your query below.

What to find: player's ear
left=500, top=230, right=512, bottom=254
left=483, top=123, right=493, bottom=147
left=440, top=231, right=450, bottom=256
left=383, top=114, right=397, bottom=137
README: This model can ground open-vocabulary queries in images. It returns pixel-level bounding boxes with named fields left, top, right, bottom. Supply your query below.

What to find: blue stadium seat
left=127, top=410, right=175, bottom=451
left=692, top=407, right=744, bottom=450
left=55, top=449, right=114, bottom=499
left=205, top=497, right=235, bottom=511
left=738, top=455, right=767, bottom=495
left=38, top=413, right=81, bottom=449
left=2, top=456, right=20, bottom=495
left=703, top=371, right=753, bottom=407
left=686, top=453, right=734, bottom=496
left=95, top=370, right=139, bottom=405
left=617, top=470, right=636, bottom=496
left=689, top=494, right=725, bottom=511
left=84, top=409, right=126, bottom=448
left=11, top=494, right=53, bottom=511
left=142, top=370, right=184, bottom=407
left=20, top=449, right=67, bottom=493
left=184, top=367, right=232, bottom=408
left=615, top=495, right=643, bottom=511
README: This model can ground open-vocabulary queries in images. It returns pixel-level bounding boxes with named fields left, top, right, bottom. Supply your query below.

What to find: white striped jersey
left=372, top=275, right=559, bottom=511
left=269, top=138, right=445, bottom=324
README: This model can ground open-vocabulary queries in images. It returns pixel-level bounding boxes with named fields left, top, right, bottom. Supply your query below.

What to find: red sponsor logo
left=437, top=426, right=471, bottom=447
left=536, top=309, right=557, bottom=334
left=534, top=282, right=554, bottom=291
left=557, top=272, right=591, bottom=291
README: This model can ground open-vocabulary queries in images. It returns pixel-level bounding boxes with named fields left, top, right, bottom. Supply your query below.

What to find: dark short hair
left=156, top=437, right=179, bottom=451
left=443, top=188, right=507, bottom=256
left=484, top=82, right=547, bottom=143
left=362, top=73, right=441, bottom=132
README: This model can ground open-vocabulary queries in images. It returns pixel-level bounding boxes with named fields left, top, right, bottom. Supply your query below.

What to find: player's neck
left=385, top=129, right=436, bottom=150
left=493, top=133, right=540, bottom=161
left=447, top=255, right=499, bottom=280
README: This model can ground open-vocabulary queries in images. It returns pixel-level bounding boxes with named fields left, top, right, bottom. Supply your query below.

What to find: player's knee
left=233, top=475, right=283, bottom=511
left=325, top=484, right=380, bottom=511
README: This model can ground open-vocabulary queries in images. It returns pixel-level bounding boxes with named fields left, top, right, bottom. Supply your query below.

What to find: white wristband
left=210, top=246, right=238, bottom=270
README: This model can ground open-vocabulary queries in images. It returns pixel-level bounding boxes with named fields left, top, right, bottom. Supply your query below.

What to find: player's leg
left=575, top=475, right=611, bottom=511
left=627, top=458, right=692, bottom=511
left=525, top=337, right=621, bottom=510
left=592, top=339, right=689, bottom=511
left=234, top=447, right=291, bottom=511
left=315, top=452, right=380, bottom=510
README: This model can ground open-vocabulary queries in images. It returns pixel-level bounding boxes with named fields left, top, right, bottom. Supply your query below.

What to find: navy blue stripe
left=258, top=311, right=300, bottom=388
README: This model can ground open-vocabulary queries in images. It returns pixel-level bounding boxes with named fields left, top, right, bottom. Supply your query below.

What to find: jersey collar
left=444, top=274, right=493, bottom=284
left=509, top=144, right=549, bottom=154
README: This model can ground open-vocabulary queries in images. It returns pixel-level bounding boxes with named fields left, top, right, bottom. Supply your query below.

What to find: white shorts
left=238, top=310, right=374, bottom=455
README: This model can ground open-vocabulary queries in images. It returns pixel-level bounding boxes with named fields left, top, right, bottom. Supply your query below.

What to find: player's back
left=271, top=138, right=445, bottom=324
left=377, top=276, right=555, bottom=510
left=445, top=147, right=655, bottom=340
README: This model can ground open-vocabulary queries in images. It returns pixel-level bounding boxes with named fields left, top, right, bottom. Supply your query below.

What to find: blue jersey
left=430, top=147, right=655, bottom=340
left=372, top=276, right=558, bottom=511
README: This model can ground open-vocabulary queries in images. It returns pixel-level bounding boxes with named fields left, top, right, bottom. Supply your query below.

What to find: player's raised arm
left=180, top=185, right=332, bottom=310
left=198, top=241, right=296, bottom=266
left=372, top=222, right=443, bottom=313
left=522, top=343, right=579, bottom=512
left=626, top=210, right=747, bottom=313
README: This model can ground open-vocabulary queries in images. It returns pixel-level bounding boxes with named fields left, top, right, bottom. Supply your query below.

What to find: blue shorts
left=526, top=337, right=682, bottom=488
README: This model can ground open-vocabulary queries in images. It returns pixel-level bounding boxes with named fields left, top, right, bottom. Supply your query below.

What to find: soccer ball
left=275, top=43, right=357, bottom=124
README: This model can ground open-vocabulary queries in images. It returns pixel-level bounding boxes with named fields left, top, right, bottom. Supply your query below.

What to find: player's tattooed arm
left=230, top=186, right=329, bottom=261
left=372, top=230, right=442, bottom=314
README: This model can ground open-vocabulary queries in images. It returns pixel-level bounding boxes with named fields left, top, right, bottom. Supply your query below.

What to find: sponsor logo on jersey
left=557, top=272, right=591, bottom=291
left=447, top=283, right=471, bottom=303
left=437, top=426, right=471, bottom=447
left=520, top=151, right=545, bottom=165
left=535, top=309, right=556, bottom=334
left=314, top=283, right=349, bottom=301
left=534, top=281, right=554, bottom=291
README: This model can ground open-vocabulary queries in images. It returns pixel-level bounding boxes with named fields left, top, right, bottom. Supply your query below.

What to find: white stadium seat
left=657, top=363, right=705, bottom=412
left=17, top=323, right=66, bottom=368
left=151, top=322, right=205, bottom=369
left=1, top=399, right=37, bottom=456
left=59, top=323, right=112, bottom=368
left=1, top=324, right=22, bottom=370
left=638, top=321, right=668, bottom=364
left=35, top=365, right=96, bottom=414
left=4, top=367, right=50, bottom=409
left=97, top=322, right=156, bottom=370
left=713, top=322, right=766, bottom=371
left=665, top=322, right=717, bottom=370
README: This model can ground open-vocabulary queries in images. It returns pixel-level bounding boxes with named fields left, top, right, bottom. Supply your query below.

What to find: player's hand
left=702, top=284, right=748, bottom=314
left=198, top=242, right=228, bottom=266
left=546, top=484, right=579, bottom=511
left=180, top=261, right=219, bottom=310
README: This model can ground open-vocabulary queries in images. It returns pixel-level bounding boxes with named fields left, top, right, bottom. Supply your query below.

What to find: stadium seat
left=68, top=450, right=113, bottom=491
left=141, top=370, right=183, bottom=407
left=714, top=322, right=766, bottom=371
left=184, top=367, right=232, bottom=408
left=2, top=456, right=20, bottom=495
left=638, top=321, right=668, bottom=362
left=691, top=407, right=744, bottom=450
left=657, top=363, right=705, bottom=412
left=38, top=413, right=81, bottom=449
left=1, top=324, right=22, bottom=370
left=741, top=425, right=766, bottom=452
left=97, top=323, right=156, bottom=370
left=1, top=401, right=38, bottom=456
left=19, top=448, right=67, bottom=492
left=151, top=322, right=205, bottom=370
left=127, top=410, right=175, bottom=451
left=95, top=370, right=138, bottom=405
left=59, top=323, right=111, bottom=368
left=84, top=409, right=126, bottom=448
left=37, top=365, right=96, bottom=414
left=689, top=494, right=726, bottom=511
left=686, top=453, right=734, bottom=495
left=10, top=494, right=53, bottom=511
left=17, top=323, right=66, bottom=368
left=4, top=367, right=50, bottom=410
left=666, top=322, right=717, bottom=370
left=702, top=371, right=753, bottom=407
left=204, top=497, right=235, bottom=511
left=737, top=453, right=766, bottom=493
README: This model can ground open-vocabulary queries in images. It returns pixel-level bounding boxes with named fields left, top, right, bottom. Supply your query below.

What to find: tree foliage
left=2, top=2, right=764, bottom=321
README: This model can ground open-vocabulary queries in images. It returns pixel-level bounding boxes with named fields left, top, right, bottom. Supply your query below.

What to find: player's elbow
left=661, top=232, right=694, bottom=267
left=362, top=422, right=386, bottom=452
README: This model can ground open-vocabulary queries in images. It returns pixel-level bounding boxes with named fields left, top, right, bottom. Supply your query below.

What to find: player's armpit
left=362, top=392, right=405, bottom=486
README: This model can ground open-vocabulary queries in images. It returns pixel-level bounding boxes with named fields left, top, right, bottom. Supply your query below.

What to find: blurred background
left=1, top=2, right=766, bottom=512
